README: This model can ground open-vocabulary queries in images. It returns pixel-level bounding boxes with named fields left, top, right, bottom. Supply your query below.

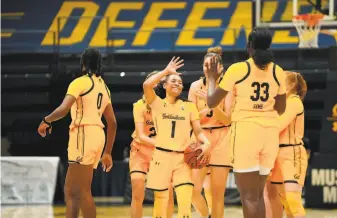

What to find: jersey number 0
left=97, top=93, right=103, bottom=109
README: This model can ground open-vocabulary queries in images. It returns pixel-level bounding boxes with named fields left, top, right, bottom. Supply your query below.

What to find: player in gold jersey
left=143, top=57, right=211, bottom=218
left=130, top=71, right=174, bottom=218
left=38, top=49, right=117, bottom=218
left=264, top=72, right=308, bottom=218
left=206, top=28, right=287, bottom=218
left=188, top=46, right=232, bottom=218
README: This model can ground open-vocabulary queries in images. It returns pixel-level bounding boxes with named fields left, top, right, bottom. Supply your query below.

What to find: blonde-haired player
left=206, top=28, right=287, bottom=218
left=188, top=46, right=232, bottom=218
left=264, top=71, right=308, bottom=218
left=38, top=48, right=117, bottom=218
left=130, top=71, right=174, bottom=218
left=143, top=57, right=211, bottom=218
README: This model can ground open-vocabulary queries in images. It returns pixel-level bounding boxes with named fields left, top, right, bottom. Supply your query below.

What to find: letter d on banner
left=41, top=2, right=99, bottom=46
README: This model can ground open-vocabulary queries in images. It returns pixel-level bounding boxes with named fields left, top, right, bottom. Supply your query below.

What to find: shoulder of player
left=133, top=98, right=146, bottom=108
left=288, top=95, right=304, bottom=112
left=190, top=79, right=203, bottom=89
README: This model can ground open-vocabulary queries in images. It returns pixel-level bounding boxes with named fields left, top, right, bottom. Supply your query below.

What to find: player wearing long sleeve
left=206, top=28, right=287, bottom=218
left=188, top=46, right=232, bottom=218
left=38, top=49, right=117, bottom=218
left=265, top=71, right=308, bottom=218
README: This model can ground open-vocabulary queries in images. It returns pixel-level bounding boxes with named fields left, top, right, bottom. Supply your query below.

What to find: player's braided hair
left=80, top=48, right=102, bottom=77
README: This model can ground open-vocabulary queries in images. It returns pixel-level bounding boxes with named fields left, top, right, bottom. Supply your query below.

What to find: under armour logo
left=76, top=156, right=83, bottom=162
left=181, top=106, right=184, bottom=110
left=164, top=103, right=167, bottom=107
left=155, top=162, right=160, bottom=165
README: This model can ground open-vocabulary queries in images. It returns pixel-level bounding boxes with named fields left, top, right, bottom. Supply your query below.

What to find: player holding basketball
left=143, top=57, right=211, bottom=218
left=264, top=71, right=308, bottom=218
left=188, top=46, right=232, bottom=218
left=130, top=71, right=174, bottom=218
left=206, top=28, right=287, bottom=218
left=37, top=48, right=117, bottom=218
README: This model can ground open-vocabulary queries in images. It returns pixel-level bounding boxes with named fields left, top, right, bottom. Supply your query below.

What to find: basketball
left=184, top=142, right=207, bottom=169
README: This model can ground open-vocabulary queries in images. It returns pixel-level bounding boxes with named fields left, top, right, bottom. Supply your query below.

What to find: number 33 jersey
left=150, top=96, right=200, bottom=151
left=66, top=74, right=112, bottom=129
left=219, top=58, right=286, bottom=127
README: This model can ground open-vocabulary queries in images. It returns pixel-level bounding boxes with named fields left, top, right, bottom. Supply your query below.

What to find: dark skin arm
left=38, top=95, right=76, bottom=137
left=102, top=104, right=117, bottom=155
left=274, top=94, right=286, bottom=115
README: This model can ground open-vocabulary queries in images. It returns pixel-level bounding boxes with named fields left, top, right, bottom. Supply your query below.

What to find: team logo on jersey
left=146, top=120, right=154, bottom=125
left=162, top=113, right=185, bottom=120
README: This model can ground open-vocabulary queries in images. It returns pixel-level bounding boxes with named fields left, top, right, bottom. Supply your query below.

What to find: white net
left=292, top=15, right=323, bottom=48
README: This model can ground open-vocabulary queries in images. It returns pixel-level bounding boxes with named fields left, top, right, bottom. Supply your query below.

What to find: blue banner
left=1, top=0, right=337, bottom=53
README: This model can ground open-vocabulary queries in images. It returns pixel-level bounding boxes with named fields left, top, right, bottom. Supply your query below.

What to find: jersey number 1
left=171, top=121, right=176, bottom=138
left=250, top=82, right=269, bottom=102
left=97, top=93, right=103, bottom=109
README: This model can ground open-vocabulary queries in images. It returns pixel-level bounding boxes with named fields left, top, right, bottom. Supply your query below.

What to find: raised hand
left=165, top=56, right=184, bottom=75
left=205, top=56, right=221, bottom=80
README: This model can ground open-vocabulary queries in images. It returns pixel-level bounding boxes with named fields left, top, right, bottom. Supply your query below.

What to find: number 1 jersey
left=150, top=96, right=200, bottom=151
left=66, top=74, right=112, bottom=130
left=219, top=58, right=286, bottom=127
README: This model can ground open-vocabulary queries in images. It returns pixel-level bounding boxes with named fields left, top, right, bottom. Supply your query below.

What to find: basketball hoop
left=292, top=14, right=324, bottom=48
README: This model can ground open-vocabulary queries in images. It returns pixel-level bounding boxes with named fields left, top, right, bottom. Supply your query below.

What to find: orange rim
left=293, top=14, right=324, bottom=27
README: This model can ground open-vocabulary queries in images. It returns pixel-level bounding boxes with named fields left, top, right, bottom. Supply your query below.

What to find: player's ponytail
left=80, top=48, right=102, bottom=77
left=285, top=71, right=307, bottom=101
left=247, top=28, right=273, bottom=70
left=295, top=73, right=307, bottom=100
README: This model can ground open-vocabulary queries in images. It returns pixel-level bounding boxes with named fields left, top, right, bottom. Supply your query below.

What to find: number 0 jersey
left=150, top=96, right=200, bottom=151
left=219, top=58, right=286, bottom=127
left=131, top=98, right=156, bottom=145
left=66, top=74, right=112, bottom=130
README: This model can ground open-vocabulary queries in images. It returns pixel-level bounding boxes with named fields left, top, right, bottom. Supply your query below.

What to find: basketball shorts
left=146, top=148, right=193, bottom=191
left=68, top=125, right=105, bottom=169
left=129, top=140, right=154, bottom=179
left=270, top=145, right=308, bottom=186
left=203, top=126, right=232, bottom=168
left=230, top=121, right=279, bottom=175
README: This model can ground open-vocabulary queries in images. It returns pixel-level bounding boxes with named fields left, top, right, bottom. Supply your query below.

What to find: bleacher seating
left=1, top=48, right=330, bottom=159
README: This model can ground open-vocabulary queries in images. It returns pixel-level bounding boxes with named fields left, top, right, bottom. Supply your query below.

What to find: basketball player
left=37, top=48, right=116, bottom=218
left=130, top=71, right=174, bottom=218
left=143, top=57, right=211, bottom=218
left=206, top=28, right=287, bottom=218
left=264, top=71, right=308, bottom=218
left=188, top=46, right=232, bottom=218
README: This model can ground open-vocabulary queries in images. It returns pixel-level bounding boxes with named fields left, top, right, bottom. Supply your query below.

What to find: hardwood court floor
left=1, top=205, right=336, bottom=218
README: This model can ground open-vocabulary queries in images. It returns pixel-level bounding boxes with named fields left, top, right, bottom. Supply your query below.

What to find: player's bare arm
left=37, top=95, right=76, bottom=137
left=135, top=122, right=155, bottom=146
left=143, top=56, right=184, bottom=105
left=188, top=82, right=212, bottom=118
left=101, top=103, right=117, bottom=172
left=190, top=120, right=211, bottom=164
left=206, top=56, right=228, bottom=108
left=274, top=94, right=287, bottom=115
